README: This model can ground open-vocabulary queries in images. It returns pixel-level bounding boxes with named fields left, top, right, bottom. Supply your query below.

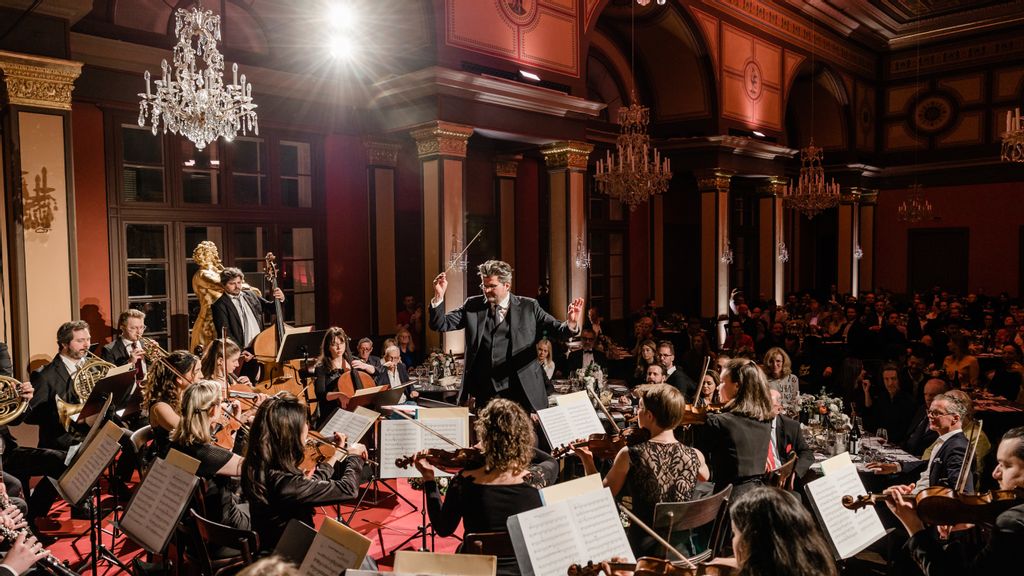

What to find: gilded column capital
left=409, top=121, right=474, bottom=159
left=541, top=141, right=593, bottom=171
left=0, top=50, right=82, bottom=111
left=364, top=139, right=401, bottom=167
left=840, top=189, right=861, bottom=204
left=757, top=177, right=788, bottom=197
left=695, top=170, right=733, bottom=192
left=851, top=187, right=878, bottom=205
left=495, top=154, right=522, bottom=178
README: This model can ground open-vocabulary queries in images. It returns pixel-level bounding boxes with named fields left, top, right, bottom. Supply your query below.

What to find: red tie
left=132, top=341, right=145, bottom=381
left=766, top=436, right=778, bottom=472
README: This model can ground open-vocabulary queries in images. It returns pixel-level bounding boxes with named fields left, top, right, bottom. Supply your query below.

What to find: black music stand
left=76, top=364, right=136, bottom=425
left=345, top=412, right=417, bottom=524
left=278, top=329, right=328, bottom=412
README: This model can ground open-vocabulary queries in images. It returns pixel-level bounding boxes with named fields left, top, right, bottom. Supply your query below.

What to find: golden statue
left=189, top=241, right=224, bottom=353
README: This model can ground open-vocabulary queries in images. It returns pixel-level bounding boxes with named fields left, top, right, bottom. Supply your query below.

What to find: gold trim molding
left=850, top=187, right=878, bottom=205
left=696, top=171, right=733, bottom=192
left=758, top=177, right=788, bottom=197
left=410, top=121, right=474, bottom=159
left=364, top=140, right=401, bottom=167
left=840, top=190, right=861, bottom=204
left=0, top=51, right=83, bottom=111
left=541, top=141, right=593, bottom=170
left=495, top=155, right=522, bottom=178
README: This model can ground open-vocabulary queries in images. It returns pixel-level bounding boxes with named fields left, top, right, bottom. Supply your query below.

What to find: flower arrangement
left=799, top=389, right=851, bottom=431
left=408, top=476, right=449, bottom=494
left=574, top=362, right=606, bottom=391
left=426, top=350, right=459, bottom=384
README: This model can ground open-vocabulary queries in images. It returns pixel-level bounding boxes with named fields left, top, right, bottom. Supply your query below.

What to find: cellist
left=312, top=327, right=375, bottom=425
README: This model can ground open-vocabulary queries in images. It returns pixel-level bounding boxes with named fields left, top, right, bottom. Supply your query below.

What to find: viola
left=395, top=447, right=485, bottom=472
left=568, top=557, right=737, bottom=576
left=551, top=426, right=652, bottom=460
left=301, top=434, right=337, bottom=474
left=842, top=487, right=1024, bottom=526
left=211, top=405, right=243, bottom=450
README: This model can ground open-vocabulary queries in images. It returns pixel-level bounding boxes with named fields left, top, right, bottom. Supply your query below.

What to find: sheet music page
left=566, top=488, right=636, bottom=565
left=319, top=406, right=378, bottom=443
left=120, top=455, right=199, bottom=553
left=379, top=420, right=422, bottom=479
left=59, top=421, right=122, bottom=505
left=535, top=406, right=576, bottom=450
left=393, top=550, right=496, bottom=576
left=805, top=456, right=886, bottom=559
left=418, top=417, right=468, bottom=451
left=540, top=474, right=603, bottom=506
left=298, top=517, right=370, bottom=576
left=511, top=502, right=586, bottom=576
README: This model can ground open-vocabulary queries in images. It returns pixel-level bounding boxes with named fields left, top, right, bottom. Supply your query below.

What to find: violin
left=395, top=447, right=485, bottom=473
left=567, top=557, right=737, bottom=576
left=842, top=487, right=1024, bottom=526
left=211, top=404, right=244, bottom=450
left=551, top=426, right=652, bottom=460
left=301, top=432, right=338, bottom=474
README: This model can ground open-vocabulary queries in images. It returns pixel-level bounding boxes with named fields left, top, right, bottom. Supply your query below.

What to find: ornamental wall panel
left=720, top=23, right=783, bottom=130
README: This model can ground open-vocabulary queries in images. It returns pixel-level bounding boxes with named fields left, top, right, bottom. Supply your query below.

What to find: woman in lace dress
left=575, top=383, right=709, bottom=556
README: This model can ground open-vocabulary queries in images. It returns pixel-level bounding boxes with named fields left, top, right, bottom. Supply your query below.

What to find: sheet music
left=567, top=488, right=635, bottom=564
left=392, top=551, right=496, bottom=576
left=58, top=421, right=122, bottom=505
left=319, top=406, right=378, bottom=443
left=514, top=505, right=585, bottom=576
left=121, top=455, right=199, bottom=554
left=298, top=517, right=370, bottom=575
left=535, top=407, right=576, bottom=451
left=418, top=417, right=467, bottom=450
left=804, top=455, right=886, bottom=560
left=379, top=420, right=423, bottom=479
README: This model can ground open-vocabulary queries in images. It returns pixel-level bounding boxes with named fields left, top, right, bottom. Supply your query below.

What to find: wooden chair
left=461, top=531, right=516, bottom=557
left=652, top=484, right=733, bottom=563
left=766, top=453, right=799, bottom=489
left=188, top=508, right=260, bottom=576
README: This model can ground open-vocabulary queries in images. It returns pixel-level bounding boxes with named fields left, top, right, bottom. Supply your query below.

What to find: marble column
left=495, top=155, right=521, bottom=268
left=0, top=50, right=82, bottom=378
left=696, top=171, right=733, bottom=344
left=541, top=141, right=593, bottom=320
left=837, top=189, right=862, bottom=297
left=758, top=177, right=787, bottom=306
left=856, top=188, right=877, bottom=294
left=364, top=139, right=402, bottom=335
left=410, top=121, right=473, bottom=353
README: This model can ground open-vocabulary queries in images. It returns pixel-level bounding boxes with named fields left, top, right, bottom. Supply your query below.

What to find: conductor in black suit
left=429, top=260, right=584, bottom=414
left=211, top=267, right=284, bottom=379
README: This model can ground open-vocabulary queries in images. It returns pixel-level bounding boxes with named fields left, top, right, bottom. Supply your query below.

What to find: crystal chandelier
left=594, top=94, right=672, bottom=210
left=138, top=1, right=258, bottom=150
left=782, top=138, right=840, bottom=218
left=897, top=184, right=933, bottom=223
left=574, top=233, right=591, bottom=269
left=1001, top=107, right=1023, bottom=163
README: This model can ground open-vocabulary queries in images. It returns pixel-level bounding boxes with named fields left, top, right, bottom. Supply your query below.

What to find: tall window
left=111, top=116, right=324, bottom=349
left=588, top=193, right=627, bottom=320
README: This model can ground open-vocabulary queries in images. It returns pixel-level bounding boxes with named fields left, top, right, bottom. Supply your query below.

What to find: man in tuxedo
left=430, top=260, right=583, bottom=414
left=768, top=389, right=814, bottom=487
left=101, top=309, right=148, bottom=377
left=645, top=363, right=667, bottom=385
left=658, top=341, right=697, bottom=399
left=901, top=378, right=947, bottom=458
left=566, top=328, right=606, bottom=374
left=211, top=267, right=284, bottom=380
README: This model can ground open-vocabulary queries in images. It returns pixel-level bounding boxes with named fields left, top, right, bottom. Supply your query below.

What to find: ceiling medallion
left=911, top=93, right=955, bottom=134
left=743, top=60, right=763, bottom=101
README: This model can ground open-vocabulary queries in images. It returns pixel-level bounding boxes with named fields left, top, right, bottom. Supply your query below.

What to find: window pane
left=184, top=226, right=223, bottom=258
left=280, top=143, right=299, bottom=176
left=281, top=228, right=314, bottom=259
left=280, top=141, right=312, bottom=208
left=294, top=292, right=315, bottom=326
left=281, top=177, right=312, bottom=208
left=123, top=126, right=163, bottom=164
left=233, top=174, right=265, bottom=205
left=231, top=139, right=262, bottom=173
left=130, top=300, right=168, bottom=333
left=183, top=172, right=218, bottom=204
left=181, top=139, right=219, bottom=169
left=292, top=260, right=315, bottom=291
left=127, top=264, right=167, bottom=297
left=232, top=226, right=267, bottom=259
left=122, top=167, right=164, bottom=202
left=126, top=224, right=166, bottom=259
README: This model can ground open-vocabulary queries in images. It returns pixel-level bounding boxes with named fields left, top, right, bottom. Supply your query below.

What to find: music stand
left=76, top=364, right=136, bottom=424
left=346, top=412, right=417, bottom=523
left=277, top=329, right=325, bottom=365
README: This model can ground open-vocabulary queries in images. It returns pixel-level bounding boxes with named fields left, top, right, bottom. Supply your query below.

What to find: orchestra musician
left=573, top=384, right=709, bottom=556
left=312, top=327, right=376, bottom=419
left=26, top=321, right=91, bottom=451
left=241, top=394, right=367, bottom=552
left=144, top=350, right=203, bottom=459
left=211, top=267, right=284, bottom=380
left=100, top=309, right=148, bottom=377
left=412, top=398, right=549, bottom=576
left=170, top=380, right=249, bottom=530
left=885, top=426, right=1024, bottom=574
left=200, top=338, right=254, bottom=390
left=430, top=260, right=584, bottom=414
left=0, top=506, right=51, bottom=576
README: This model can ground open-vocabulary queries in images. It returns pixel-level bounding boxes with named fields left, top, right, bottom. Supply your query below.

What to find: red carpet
left=38, top=476, right=463, bottom=574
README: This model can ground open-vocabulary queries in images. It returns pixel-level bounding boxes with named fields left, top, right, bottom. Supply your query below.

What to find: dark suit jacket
left=902, top=430, right=973, bottom=492
left=901, top=405, right=938, bottom=458
left=212, top=291, right=275, bottom=350
left=26, top=357, right=77, bottom=450
left=429, top=294, right=574, bottom=412
left=907, top=502, right=1024, bottom=575
left=666, top=367, right=698, bottom=400
left=0, top=342, right=11, bottom=377
left=776, top=415, right=814, bottom=480
left=375, top=363, right=409, bottom=387
left=566, top=349, right=607, bottom=374
left=101, top=339, right=131, bottom=366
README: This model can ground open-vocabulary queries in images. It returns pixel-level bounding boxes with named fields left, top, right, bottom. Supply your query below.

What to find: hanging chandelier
left=594, top=94, right=672, bottom=210
left=1001, top=107, right=1023, bottom=163
left=138, top=1, right=258, bottom=150
left=782, top=139, right=840, bottom=218
left=897, top=184, right=933, bottom=223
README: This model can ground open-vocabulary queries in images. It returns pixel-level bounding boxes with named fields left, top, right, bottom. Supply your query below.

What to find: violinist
left=312, top=327, right=375, bottom=419
left=200, top=337, right=252, bottom=390
left=169, top=380, right=249, bottom=530
left=730, top=486, right=838, bottom=576
left=694, top=371, right=721, bottom=409
left=573, top=384, right=709, bottom=556
left=144, top=350, right=203, bottom=459
left=412, top=398, right=549, bottom=576
left=884, top=426, right=1024, bottom=575
left=241, top=394, right=366, bottom=552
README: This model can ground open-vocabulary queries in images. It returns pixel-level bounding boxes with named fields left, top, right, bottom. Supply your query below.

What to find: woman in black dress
left=170, top=380, right=249, bottom=529
left=312, top=326, right=375, bottom=424
left=574, top=383, right=709, bottom=556
left=144, top=350, right=202, bottom=459
left=731, top=486, right=838, bottom=576
left=412, top=398, right=550, bottom=576
left=240, top=394, right=367, bottom=552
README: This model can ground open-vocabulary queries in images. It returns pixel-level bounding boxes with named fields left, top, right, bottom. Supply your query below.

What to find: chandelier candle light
left=782, top=139, right=840, bottom=218
left=897, top=183, right=933, bottom=223
left=139, top=2, right=258, bottom=150
left=594, top=95, right=672, bottom=210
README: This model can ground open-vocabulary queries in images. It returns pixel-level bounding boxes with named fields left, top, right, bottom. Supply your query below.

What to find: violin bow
left=585, top=386, right=621, bottom=434
left=443, top=229, right=484, bottom=274
left=691, top=356, right=711, bottom=405
left=617, top=505, right=697, bottom=569
left=392, top=408, right=464, bottom=449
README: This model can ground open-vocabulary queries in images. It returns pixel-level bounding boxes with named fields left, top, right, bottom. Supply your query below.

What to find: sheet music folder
left=120, top=450, right=201, bottom=555
left=77, top=363, right=136, bottom=422
left=55, top=417, right=124, bottom=507
left=803, top=452, right=887, bottom=561
left=276, top=327, right=321, bottom=364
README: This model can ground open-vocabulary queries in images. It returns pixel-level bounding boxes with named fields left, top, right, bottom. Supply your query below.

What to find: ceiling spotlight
left=519, top=70, right=541, bottom=82
left=752, top=130, right=766, bottom=137
left=328, top=2, right=359, bottom=30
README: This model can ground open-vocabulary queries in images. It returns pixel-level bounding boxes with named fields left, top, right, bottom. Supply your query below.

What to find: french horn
left=0, top=375, right=29, bottom=426
left=56, top=351, right=114, bottom=430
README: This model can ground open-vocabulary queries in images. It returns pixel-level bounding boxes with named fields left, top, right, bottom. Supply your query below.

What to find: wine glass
left=875, top=428, right=888, bottom=446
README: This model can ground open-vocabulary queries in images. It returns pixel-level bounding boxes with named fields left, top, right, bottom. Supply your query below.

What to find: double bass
left=251, top=252, right=306, bottom=398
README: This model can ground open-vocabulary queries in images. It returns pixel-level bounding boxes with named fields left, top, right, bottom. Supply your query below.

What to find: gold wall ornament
left=410, top=121, right=474, bottom=159
left=696, top=173, right=732, bottom=192
left=21, top=167, right=59, bottom=234
left=364, top=140, right=401, bottom=167
left=541, top=141, right=593, bottom=171
left=0, top=51, right=82, bottom=110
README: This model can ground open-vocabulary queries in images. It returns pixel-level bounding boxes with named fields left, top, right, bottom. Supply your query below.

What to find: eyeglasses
left=927, top=410, right=954, bottom=418
left=657, top=352, right=673, bottom=358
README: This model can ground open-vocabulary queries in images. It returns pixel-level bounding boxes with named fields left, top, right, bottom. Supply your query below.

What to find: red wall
left=71, top=102, right=113, bottom=341
left=515, top=158, right=541, bottom=297
left=874, top=181, right=1024, bottom=296
left=324, top=133, right=372, bottom=338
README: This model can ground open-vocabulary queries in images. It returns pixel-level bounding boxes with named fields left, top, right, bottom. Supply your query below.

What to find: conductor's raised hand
left=432, top=272, right=448, bottom=302
left=567, top=297, right=585, bottom=330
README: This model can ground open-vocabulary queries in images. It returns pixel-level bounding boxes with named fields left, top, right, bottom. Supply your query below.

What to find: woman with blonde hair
left=536, top=338, right=557, bottom=382
left=763, top=347, right=799, bottom=417
left=170, top=380, right=249, bottom=529
left=395, top=326, right=419, bottom=367
left=632, top=339, right=658, bottom=387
